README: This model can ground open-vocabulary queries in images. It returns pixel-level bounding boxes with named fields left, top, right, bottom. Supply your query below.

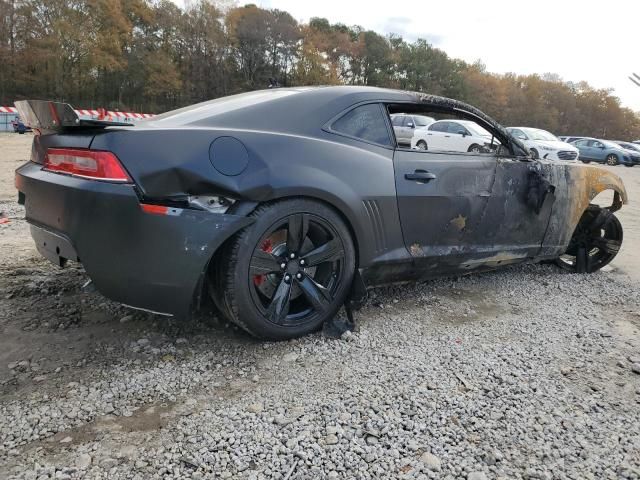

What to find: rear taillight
left=44, top=148, right=132, bottom=183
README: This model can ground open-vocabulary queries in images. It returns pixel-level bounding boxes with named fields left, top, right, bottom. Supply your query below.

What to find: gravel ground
left=1, top=133, right=640, bottom=479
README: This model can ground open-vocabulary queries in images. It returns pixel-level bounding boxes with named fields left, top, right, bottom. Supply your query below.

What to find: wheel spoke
left=589, top=210, right=611, bottom=231
left=591, top=237, right=621, bottom=255
left=301, top=238, right=344, bottom=267
left=249, top=249, right=282, bottom=276
left=266, top=278, right=291, bottom=324
left=297, top=274, right=332, bottom=313
left=286, top=214, right=309, bottom=253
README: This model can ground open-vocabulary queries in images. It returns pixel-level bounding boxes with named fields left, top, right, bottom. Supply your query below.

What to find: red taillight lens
left=44, top=148, right=132, bottom=183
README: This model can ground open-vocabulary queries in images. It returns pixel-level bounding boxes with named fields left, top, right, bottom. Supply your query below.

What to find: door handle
left=405, top=170, right=437, bottom=182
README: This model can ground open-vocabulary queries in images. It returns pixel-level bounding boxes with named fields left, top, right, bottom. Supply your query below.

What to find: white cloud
left=175, top=0, right=640, bottom=111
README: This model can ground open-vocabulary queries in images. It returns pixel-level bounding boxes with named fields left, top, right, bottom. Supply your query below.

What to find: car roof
left=144, top=85, right=521, bottom=151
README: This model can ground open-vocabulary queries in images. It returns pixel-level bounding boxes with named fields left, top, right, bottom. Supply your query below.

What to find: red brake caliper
left=253, top=239, right=273, bottom=286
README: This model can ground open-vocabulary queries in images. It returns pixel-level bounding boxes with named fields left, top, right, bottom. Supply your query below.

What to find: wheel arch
left=565, top=167, right=628, bottom=243
left=195, top=193, right=365, bottom=316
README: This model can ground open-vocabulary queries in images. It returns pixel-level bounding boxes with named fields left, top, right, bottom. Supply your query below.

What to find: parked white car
left=507, top=127, right=579, bottom=161
left=410, top=119, right=497, bottom=153
left=391, top=114, right=435, bottom=146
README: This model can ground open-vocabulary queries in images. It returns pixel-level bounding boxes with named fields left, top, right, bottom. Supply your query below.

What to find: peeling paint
left=410, top=242, right=424, bottom=257
left=450, top=214, right=466, bottom=231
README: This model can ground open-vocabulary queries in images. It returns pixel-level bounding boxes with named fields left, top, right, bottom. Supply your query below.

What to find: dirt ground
left=1, top=132, right=640, bottom=479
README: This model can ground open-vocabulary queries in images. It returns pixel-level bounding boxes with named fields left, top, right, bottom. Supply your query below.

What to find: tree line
left=1, top=0, right=639, bottom=140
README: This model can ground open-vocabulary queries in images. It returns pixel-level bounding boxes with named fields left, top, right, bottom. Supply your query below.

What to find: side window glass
left=332, top=104, right=391, bottom=146
left=392, top=115, right=404, bottom=127
left=429, top=122, right=446, bottom=132
left=449, top=123, right=468, bottom=135
left=511, top=129, right=526, bottom=140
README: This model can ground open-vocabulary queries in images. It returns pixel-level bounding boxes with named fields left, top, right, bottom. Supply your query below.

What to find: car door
left=592, top=140, right=606, bottom=161
left=424, top=121, right=449, bottom=150
left=573, top=139, right=591, bottom=160
left=448, top=122, right=473, bottom=152
left=393, top=121, right=554, bottom=276
left=391, top=115, right=406, bottom=143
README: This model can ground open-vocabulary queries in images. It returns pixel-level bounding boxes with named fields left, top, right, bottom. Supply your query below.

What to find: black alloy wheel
left=555, top=205, right=622, bottom=273
left=213, top=199, right=355, bottom=340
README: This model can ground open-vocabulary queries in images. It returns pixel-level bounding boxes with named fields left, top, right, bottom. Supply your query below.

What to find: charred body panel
left=539, top=162, right=627, bottom=257
left=13, top=88, right=628, bottom=325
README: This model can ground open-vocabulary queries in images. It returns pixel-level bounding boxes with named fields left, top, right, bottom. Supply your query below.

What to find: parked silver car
left=391, top=113, right=435, bottom=146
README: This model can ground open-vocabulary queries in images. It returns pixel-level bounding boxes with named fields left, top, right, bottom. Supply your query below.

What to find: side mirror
left=598, top=145, right=605, bottom=149
left=457, top=130, right=467, bottom=136
left=406, top=122, right=415, bottom=129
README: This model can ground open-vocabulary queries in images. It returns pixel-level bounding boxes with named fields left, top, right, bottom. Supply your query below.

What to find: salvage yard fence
left=0, top=106, right=155, bottom=132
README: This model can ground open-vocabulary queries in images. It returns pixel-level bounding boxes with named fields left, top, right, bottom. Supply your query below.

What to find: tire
left=467, top=144, right=482, bottom=154
left=529, top=148, right=539, bottom=160
left=555, top=205, right=622, bottom=273
left=624, top=164, right=634, bottom=167
left=581, top=160, right=591, bottom=164
left=416, top=140, right=428, bottom=150
left=213, top=198, right=356, bottom=340
left=606, top=154, right=618, bottom=166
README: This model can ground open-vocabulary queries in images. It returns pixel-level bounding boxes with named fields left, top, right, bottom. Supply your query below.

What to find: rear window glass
left=332, top=104, right=391, bottom=146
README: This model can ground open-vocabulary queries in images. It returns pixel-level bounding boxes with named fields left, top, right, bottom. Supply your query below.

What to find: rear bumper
left=16, top=161, right=253, bottom=317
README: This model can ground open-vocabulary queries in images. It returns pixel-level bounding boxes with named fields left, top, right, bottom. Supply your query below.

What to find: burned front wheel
left=555, top=205, right=622, bottom=273
left=213, top=199, right=355, bottom=340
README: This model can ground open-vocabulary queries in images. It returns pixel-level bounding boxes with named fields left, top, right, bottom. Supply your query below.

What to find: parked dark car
left=570, top=138, right=639, bottom=166
left=15, top=89, right=627, bottom=339
left=11, top=117, right=31, bottom=134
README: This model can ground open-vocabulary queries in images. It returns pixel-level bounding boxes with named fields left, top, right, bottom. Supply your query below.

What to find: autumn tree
left=0, top=0, right=637, bottom=139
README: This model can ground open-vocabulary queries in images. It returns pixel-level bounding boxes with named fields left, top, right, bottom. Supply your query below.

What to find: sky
left=176, top=0, right=640, bottom=111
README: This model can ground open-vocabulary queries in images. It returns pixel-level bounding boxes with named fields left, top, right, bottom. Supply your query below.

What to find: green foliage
left=0, top=0, right=638, bottom=139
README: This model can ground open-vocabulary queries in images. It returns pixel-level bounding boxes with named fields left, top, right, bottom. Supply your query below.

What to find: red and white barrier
left=1, top=106, right=155, bottom=120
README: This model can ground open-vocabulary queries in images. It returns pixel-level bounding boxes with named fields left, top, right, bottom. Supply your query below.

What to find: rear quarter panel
left=90, top=128, right=405, bottom=269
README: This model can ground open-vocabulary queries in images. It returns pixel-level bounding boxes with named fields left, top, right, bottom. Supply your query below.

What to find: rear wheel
left=606, top=154, right=618, bottom=166
left=555, top=205, right=622, bottom=273
left=416, top=140, right=428, bottom=150
left=213, top=199, right=355, bottom=340
left=467, top=144, right=482, bottom=154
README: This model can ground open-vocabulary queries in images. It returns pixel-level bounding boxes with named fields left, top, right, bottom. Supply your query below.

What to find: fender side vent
left=363, top=199, right=387, bottom=253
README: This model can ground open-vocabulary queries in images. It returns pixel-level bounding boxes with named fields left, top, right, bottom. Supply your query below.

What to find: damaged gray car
left=14, top=87, right=627, bottom=339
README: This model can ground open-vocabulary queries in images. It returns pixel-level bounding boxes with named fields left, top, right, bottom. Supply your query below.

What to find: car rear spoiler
left=14, top=100, right=134, bottom=133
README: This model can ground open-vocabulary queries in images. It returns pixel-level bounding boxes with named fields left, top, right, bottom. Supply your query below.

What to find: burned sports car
left=15, top=87, right=627, bottom=339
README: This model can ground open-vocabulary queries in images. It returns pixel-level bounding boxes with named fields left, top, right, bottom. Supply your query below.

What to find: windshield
left=523, top=128, right=558, bottom=141
left=414, top=115, right=433, bottom=127
left=461, top=121, right=492, bottom=137
left=151, top=89, right=300, bottom=125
